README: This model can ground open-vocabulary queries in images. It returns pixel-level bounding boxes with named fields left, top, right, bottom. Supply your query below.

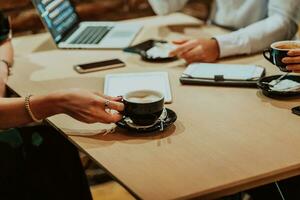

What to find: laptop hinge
left=60, top=23, right=80, bottom=43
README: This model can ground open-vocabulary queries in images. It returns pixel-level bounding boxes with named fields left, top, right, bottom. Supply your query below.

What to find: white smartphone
left=74, top=59, right=125, bottom=74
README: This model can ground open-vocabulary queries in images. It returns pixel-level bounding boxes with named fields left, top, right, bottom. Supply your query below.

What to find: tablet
left=104, top=72, right=172, bottom=103
left=183, top=63, right=265, bottom=80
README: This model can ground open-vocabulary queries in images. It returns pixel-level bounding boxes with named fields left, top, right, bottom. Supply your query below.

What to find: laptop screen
left=32, top=0, right=79, bottom=42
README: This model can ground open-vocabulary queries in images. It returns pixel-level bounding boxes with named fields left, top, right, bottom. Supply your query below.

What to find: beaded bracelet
left=25, top=95, right=43, bottom=123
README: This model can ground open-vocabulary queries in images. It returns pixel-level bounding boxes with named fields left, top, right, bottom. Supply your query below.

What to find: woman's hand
left=0, top=39, right=13, bottom=96
left=169, top=38, right=220, bottom=63
left=52, top=89, right=124, bottom=124
left=282, top=50, right=300, bottom=73
left=0, top=89, right=124, bottom=129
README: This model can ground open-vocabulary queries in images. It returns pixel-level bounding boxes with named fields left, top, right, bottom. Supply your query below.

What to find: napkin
left=48, top=114, right=116, bottom=136
left=146, top=43, right=176, bottom=59
left=270, top=79, right=300, bottom=92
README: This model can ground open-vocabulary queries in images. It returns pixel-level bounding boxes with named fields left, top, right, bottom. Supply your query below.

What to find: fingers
left=286, top=64, right=300, bottom=72
left=98, top=98, right=124, bottom=123
left=95, top=94, right=124, bottom=111
left=288, top=50, right=300, bottom=56
left=84, top=106, right=123, bottom=124
left=169, top=40, right=198, bottom=57
left=94, top=92, right=122, bottom=101
left=89, top=94, right=124, bottom=123
left=93, top=92, right=113, bottom=100
left=111, top=96, right=123, bottom=101
left=83, top=113, right=123, bottom=124
left=282, top=56, right=300, bottom=64
left=100, top=112, right=123, bottom=123
left=105, top=100, right=124, bottom=112
left=181, top=46, right=203, bottom=63
left=172, top=39, right=188, bottom=45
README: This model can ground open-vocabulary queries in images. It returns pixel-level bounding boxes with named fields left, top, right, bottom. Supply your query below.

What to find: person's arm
left=169, top=0, right=299, bottom=63
left=148, top=0, right=188, bottom=15
left=0, top=39, right=13, bottom=96
left=0, top=89, right=124, bottom=130
left=214, top=0, right=299, bottom=58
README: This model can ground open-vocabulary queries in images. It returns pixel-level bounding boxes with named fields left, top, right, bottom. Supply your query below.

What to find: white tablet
left=104, top=72, right=172, bottom=103
left=184, top=63, right=265, bottom=80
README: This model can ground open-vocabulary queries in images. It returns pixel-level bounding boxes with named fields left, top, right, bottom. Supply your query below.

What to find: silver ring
left=104, top=100, right=111, bottom=108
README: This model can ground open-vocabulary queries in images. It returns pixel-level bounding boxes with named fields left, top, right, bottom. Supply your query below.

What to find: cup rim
left=123, top=89, right=164, bottom=104
left=270, top=40, right=300, bottom=51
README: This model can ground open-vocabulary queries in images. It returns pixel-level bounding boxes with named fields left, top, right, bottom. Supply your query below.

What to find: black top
left=0, top=11, right=10, bottom=43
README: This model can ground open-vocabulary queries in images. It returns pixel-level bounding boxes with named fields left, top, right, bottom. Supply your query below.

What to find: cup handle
left=263, top=49, right=273, bottom=64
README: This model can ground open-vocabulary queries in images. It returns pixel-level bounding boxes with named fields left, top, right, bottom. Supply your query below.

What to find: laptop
left=31, top=0, right=142, bottom=49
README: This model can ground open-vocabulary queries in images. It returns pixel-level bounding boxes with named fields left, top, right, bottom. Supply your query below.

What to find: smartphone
left=74, top=59, right=125, bottom=73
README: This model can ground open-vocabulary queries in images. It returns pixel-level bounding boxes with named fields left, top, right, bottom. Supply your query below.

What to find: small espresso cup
left=123, top=90, right=164, bottom=126
left=263, top=40, right=300, bottom=72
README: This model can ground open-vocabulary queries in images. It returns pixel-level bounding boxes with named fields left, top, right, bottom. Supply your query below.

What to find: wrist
left=29, top=92, right=66, bottom=120
left=47, top=91, right=69, bottom=115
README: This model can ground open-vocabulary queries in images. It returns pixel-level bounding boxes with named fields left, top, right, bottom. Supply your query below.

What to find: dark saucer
left=123, top=39, right=177, bottom=63
left=140, top=50, right=178, bottom=63
left=257, top=75, right=300, bottom=99
left=116, top=108, right=177, bottom=133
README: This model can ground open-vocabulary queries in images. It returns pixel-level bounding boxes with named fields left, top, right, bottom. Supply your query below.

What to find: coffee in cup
left=263, top=40, right=300, bottom=72
left=123, top=90, right=164, bottom=126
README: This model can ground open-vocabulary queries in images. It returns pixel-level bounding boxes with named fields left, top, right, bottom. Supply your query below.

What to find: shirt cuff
left=214, top=32, right=251, bottom=58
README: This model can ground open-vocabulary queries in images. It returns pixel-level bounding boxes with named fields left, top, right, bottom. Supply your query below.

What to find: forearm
left=0, top=40, right=14, bottom=97
left=148, top=0, right=188, bottom=15
left=0, top=40, right=13, bottom=65
left=0, top=74, right=6, bottom=97
left=0, top=93, right=63, bottom=129
left=214, top=14, right=298, bottom=58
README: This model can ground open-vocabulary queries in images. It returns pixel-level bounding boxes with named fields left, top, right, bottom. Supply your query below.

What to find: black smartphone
left=74, top=59, right=125, bottom=73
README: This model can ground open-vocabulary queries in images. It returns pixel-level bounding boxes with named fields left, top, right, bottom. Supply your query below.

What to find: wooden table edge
left=176, top=165, right=300, bottom=200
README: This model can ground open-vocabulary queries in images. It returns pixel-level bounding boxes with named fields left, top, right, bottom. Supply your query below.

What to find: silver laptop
left=32, top=0, right=142, bottom=49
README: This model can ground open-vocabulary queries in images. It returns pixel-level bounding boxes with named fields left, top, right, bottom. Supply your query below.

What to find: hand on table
left=55, top=89, right=124, bottom=124
left=282, top=50, right=300, bottom=73
left=169, top=38, right=220, bottom=63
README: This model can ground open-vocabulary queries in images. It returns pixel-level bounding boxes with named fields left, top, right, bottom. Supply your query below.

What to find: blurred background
left=0, top=1, right=299, bottom=199
left=0, top=0, right=211, bottom=36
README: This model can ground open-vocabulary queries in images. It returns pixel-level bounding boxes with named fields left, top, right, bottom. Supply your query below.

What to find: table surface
left=8, top=13, right=300, bottom=200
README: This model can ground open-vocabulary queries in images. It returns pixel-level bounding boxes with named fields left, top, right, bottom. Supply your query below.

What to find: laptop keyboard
left=70, top=26, right=112, bottom=44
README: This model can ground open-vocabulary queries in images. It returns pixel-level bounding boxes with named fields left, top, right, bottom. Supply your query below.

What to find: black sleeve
left=0, top=11, right=10, bottom=43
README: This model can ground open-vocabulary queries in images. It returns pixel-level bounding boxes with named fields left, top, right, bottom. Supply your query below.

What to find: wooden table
left=8, top=13, right=300, bottom=200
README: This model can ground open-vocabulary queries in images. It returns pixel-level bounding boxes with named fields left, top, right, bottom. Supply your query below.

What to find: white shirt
left=148, top=0, right=300, bottom=58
